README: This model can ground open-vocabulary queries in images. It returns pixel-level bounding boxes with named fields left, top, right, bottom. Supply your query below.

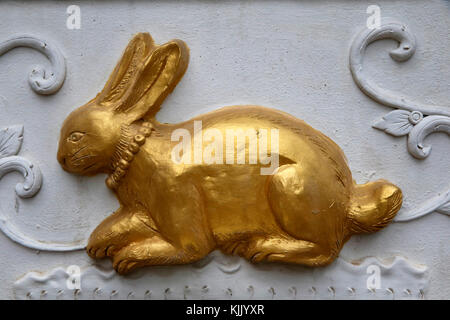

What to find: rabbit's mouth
left=60, top=150, right=100, bottom=175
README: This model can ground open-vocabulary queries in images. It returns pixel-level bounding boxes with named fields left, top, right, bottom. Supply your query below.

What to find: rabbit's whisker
left=82, top=163, right=98, bottom=172
left=72, top=146, right=87, bottom=157
left=72, top=154, right=95, bottom=165
left=72, top=152, right=92, bottom=162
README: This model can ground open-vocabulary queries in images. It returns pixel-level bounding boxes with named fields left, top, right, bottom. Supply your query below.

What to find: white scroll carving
left=0, top=125, right=41, bottom=197
left=350, top=21, right=449, bottom=221
left=0, top=35, right=66, bottom=95
left=350, top=21, right=449, bottom=117
left=0, top=125, right=85, bottom=251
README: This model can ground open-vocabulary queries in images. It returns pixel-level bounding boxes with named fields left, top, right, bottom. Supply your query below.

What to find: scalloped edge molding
left=0, top=35, right=66, bottom=95
left=349, top=20, right=449, bottom=221
left=13, top=255, right=428, bottom=300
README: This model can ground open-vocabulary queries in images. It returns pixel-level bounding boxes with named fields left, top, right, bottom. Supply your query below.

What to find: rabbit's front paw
left=112, top=257, right=140, bottom=274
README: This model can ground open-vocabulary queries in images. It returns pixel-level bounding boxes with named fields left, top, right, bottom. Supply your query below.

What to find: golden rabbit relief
left=57, top=33, right=402, bottom=274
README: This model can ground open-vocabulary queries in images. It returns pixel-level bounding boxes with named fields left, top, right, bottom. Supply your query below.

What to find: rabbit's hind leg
left=87, top=207, right=157, bottom=259
left=233, top=235, right=336, bottom=266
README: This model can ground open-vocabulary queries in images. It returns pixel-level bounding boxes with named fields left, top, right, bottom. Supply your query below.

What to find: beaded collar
left=106, top=121, right=153, bottom=190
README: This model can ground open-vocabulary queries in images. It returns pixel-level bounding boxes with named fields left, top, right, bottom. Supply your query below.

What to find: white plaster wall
left=0, top=0, right=448, bottom=299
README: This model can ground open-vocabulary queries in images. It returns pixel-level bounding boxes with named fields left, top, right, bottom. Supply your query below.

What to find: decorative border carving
left=0, top=35, right=66, bottom=95
left=349, top=21, right=449, bottom=117
left=349, top=21, right=449, bottom=221
left=0, top=125, right=41, bottom=197
left=13, top=255, right=428, bottom=300
left=0, top=124, right=84, bottom=251
left=0, top=37, right=82, bottom=250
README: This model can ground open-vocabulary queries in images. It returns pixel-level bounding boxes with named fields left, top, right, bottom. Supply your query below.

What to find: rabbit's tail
left=347, top=179, right=402, bottom=235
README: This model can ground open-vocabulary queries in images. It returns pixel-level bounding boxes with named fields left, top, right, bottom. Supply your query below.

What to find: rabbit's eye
left=68, top=132, right=85, bottom=142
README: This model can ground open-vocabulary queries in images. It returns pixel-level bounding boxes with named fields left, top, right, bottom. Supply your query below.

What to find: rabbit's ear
left=96, top=33, right=156, bottom=106
left=112, top=39, right=189, bottom=121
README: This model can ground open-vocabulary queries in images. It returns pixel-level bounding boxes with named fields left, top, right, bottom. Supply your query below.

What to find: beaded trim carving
left=106, top=121, right=153, bottom=190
